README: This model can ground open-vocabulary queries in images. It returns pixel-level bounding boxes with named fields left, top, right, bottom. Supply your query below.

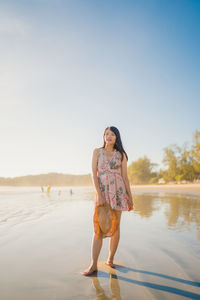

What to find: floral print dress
left=96, top=147, right=129, bottom=210
left=93, top=147, right=129, bottom=238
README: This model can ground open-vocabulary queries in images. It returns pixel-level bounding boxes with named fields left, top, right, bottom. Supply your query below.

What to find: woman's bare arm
left=121, top=153, right=133, bottom=202
left=91, top=148, right=103, bottom=196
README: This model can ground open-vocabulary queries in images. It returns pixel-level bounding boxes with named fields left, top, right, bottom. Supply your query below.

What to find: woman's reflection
left=90, top=270, right=121, bottom=300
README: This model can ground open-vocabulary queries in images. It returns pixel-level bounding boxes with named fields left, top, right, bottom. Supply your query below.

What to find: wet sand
left=132, top=183, right=200, bottom=194
left=0, top=186, right=200, bottom=299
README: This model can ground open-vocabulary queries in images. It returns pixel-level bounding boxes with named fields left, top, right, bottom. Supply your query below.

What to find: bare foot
left=81, top=265, right=97, bottom=276
left=105, top=260, right=115, bottom=268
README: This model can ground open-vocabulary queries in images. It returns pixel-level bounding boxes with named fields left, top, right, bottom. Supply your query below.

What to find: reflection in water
left=131, top=194, right=158, bottom=218
left=91, top=270, right=121, bottom=300
left=1, top=188, right=199, bottom=241
left=133, top=193, right=200, bottom=241
left=89, top=264, right=200, bottom=300
left=0, top=187, right=95, bottom=229
left=0, top=187, right=200, bottom=299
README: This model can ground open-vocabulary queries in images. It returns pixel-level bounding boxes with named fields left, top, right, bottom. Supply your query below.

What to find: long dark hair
left=102, top=126, right=128, bottom=161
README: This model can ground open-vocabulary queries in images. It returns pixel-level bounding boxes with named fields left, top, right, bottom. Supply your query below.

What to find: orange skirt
left=93, top=193, right=120, bottom=239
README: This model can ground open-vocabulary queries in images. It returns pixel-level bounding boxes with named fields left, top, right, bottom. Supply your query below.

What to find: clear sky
left=0, top=0, right=199, bottom=177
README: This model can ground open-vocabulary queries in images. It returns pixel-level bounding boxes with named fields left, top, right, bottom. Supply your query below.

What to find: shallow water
left=0, top=186, right=200, bottom=299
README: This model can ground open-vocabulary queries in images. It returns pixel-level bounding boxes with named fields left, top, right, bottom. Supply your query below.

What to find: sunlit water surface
left=0, top=186, right=200, bottom=300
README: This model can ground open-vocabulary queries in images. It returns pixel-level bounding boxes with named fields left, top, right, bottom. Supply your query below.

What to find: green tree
left=162, top=144, right=180, bottom=182
left=128, top=156, right=157, bottom=184
left=161, top=135, right=199, bottom=182
left=176, top=142, right=196, bottom=181
left=191, top=130, right=200, bottom=176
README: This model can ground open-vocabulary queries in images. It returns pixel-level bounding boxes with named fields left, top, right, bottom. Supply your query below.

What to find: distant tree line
left=0, top=172, right=92, bottom=186
left=127, top=130, right=200, bottom=184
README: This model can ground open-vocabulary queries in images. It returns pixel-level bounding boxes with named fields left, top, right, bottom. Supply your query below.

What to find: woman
left=82, top=126, right=135, bottom=276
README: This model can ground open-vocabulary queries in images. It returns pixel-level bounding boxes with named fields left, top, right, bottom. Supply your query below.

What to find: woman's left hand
left=127, top=200, right=135, bottom=211
left=127, top=194, right=135, bottom=211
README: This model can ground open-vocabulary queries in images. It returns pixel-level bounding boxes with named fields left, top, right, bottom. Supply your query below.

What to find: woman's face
left=104, top=129, right=116, bottom=146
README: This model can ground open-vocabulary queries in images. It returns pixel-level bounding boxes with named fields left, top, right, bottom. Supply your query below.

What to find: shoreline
left=131, top=183, right=200, bottom=192
left=0, top=183, right=200, bottom=189
left=0, top=184, right=200, bottom=195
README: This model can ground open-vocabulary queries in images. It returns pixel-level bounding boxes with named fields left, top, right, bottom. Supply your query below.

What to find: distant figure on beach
left=70, top=189, right=73, bottom=195
left=41, top=186, right=44, bottom=193
left=82, top=126, right=135, bottom=276
left=46, top=185, right=51, bottom=196
left=58, top=190, right=61, bottom=196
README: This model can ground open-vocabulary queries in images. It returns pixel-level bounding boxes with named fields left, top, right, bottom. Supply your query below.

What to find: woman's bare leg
left=107, top=211, right=122, bottom=266
left=82, top=233, right=103, bottom=275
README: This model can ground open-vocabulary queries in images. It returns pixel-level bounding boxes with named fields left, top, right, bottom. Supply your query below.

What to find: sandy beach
left=131, top=183, right=200, bottom=195
left=0, top=186, right=200, bottom=299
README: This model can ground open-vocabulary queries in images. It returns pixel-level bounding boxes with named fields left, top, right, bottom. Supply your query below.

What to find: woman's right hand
left=96, top=193, right=106, bottom=206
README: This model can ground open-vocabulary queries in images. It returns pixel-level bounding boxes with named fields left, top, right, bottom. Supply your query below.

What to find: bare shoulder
left=121, top=152, right=127, bottom=162
left=93, top=147, right=101, bottom=156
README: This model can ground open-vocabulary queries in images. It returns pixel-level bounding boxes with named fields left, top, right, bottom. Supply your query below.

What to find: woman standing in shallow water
left=82, top=126, right=135, bottom=276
